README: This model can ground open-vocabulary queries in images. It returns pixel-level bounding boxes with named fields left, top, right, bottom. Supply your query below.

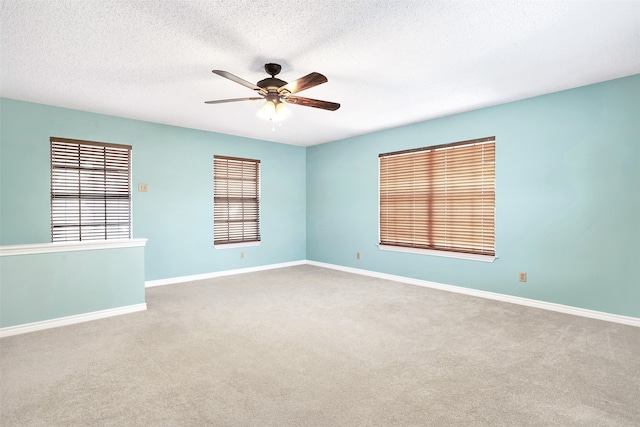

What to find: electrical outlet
left=356, top=252, right=361, bottom=260
left=240, top=251, right=244, bottom=259
left=519, top=272, right=527, bottom=282
left=137, top=183, right=148, bottom=192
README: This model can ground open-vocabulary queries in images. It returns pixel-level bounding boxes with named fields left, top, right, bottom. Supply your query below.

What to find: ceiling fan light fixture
left=257, top=99, right=290, bottom=122
left=275, top=101, right=291, bottom=121
left=257, top=100, right=276, bottom=120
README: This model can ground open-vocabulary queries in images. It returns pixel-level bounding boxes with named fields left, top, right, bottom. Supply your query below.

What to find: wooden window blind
left=214, top=155, right=261, bottom=245
left=50, top=137, right=132, bottom=242
left=379, top=137, right=495, bottom=256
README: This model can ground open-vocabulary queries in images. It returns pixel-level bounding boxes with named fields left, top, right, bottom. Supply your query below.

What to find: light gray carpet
left=1, top=265, right=639, bottom=426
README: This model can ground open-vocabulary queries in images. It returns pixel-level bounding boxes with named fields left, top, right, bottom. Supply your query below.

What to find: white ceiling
left=2, top=1, right=639, bottom=147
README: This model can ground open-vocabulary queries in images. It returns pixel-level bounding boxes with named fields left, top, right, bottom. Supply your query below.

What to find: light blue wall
left=0, top=246, right=145, bottom=327
left=307, top=75, right=640, bottom=318
left=0, top=99, right=307, bottom=280
left=1, top=75, right=638, bottom=321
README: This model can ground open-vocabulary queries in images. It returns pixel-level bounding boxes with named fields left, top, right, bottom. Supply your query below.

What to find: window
left=213, top=155, right=260, bottom=245
left=379, top=137, right=495, bottom=258
left=50, top=137, right=132, bottom=242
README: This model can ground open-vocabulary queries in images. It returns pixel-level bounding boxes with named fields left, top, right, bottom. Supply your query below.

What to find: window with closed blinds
left=214, top=156, right=260, bottom=245
left=379, top=137, right=495, bottom=257
left=50, top=137, right=132, bottom=242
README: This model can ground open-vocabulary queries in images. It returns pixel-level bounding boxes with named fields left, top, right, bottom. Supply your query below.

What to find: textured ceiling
left=1, top=1, right=639, bottom=146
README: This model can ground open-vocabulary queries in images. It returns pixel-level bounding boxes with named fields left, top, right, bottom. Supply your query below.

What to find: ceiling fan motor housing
left=258, top=63, right=288, bottom=95
left=257, top=77, right=287, bottom=90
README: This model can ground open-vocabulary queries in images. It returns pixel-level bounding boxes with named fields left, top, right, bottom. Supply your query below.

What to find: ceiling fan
left=205, top=63, right=340, bottom=122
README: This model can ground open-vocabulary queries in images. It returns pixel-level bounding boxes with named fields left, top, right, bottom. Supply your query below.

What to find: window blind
left=213, top=155, right=260, bottom=245
left=50, top=138, right=132, bottom=242
left=379, top=137, right=495, bottom=256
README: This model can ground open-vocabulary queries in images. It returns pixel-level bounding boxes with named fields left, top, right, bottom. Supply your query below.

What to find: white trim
left=214, top=241, right=261, bottom=249
left=145, top=260, right=306, bottom=287
left=306, top=261, right=640, bottom=328
left=0, top=303, right=147, bottom=338
left=0, top=238, right=148, bottom=257
left=378, top=244, right=496, bottom=262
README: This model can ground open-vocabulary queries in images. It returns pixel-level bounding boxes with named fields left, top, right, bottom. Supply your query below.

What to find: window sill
left=214, top=241, right=261, bottom=250
left=378, top=244, right=496, bottom=263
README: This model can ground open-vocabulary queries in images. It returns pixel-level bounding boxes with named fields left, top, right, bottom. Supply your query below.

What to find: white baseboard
left=145, top=260, right=307, bottom=287
left=5, top=260, right=636, bottom=338
left=307, top=260, right=640, bottom=328
left=0, top=303, right=147, bottom=338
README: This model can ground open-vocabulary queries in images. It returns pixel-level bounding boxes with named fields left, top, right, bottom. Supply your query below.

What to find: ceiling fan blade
left=204, top=97, right=263, bottom=104
left=212, top=70, right=261, bottom=91
left=279, top=72, right=327, bottom=95
left=284, top=96, right=340, bottom=111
